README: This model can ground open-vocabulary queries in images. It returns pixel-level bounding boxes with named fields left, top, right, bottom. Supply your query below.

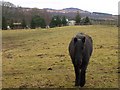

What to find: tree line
left=2, top=1, right=51, bottom=30
left=2, top=1, right=91, bottom=30
left=2, top=12, right=91, bottom=30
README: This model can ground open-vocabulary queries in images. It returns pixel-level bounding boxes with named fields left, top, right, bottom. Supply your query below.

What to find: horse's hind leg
left=79, top=62, right=88, bottom=87
left=74, top=65, right=80, bottom=86
left=80, top=69, right=86, bottom=87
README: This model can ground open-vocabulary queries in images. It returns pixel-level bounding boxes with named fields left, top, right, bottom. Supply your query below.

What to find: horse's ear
left=82, top=37, right=85, bottom=43
left=74, top=37, right=78, bottom=43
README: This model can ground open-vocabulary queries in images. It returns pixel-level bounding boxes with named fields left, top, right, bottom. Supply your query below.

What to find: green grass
left=2, top=25, right=118, bottom=88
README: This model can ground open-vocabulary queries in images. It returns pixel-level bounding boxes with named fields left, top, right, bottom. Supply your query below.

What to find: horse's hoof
left=80, top=84, right=85, bottom=87
left=80, top=81, right=85, bottom=87
left=75, top=83, right=79, bottom=86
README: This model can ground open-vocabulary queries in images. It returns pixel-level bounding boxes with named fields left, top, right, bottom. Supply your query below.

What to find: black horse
left=68, top=33, right=93, bottom=87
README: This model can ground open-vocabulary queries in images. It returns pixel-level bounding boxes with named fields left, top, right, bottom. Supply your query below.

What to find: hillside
left=44, top=7, right=117, bottom=20
left=2, top=1, right=118, bottom=29
left=2, top=1, right=117, bottom=21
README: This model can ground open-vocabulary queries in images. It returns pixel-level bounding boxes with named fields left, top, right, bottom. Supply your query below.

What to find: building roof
left=13, top=23, right=21, bottom=25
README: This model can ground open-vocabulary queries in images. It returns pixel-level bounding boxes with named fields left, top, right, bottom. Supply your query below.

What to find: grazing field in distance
left=2, top=25, right=118, bottom=88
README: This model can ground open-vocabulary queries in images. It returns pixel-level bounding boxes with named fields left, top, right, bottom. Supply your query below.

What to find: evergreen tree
left=56, top=15, right=62, bottom=27
left=75, top=11, right=81, bottom=25
left=30, top=18, right=36, bottom=29
left=62, top=16, right=67, bottom=26
left=2, top=16, right=7, bottom=30
left=10, top=19, right=14, bottom=29
left=49, top=15, right=62, bottom=28
left=84, top=16, right=91, bottom=25
left=49, top=17, right=56, bottom=28
left=30, top=15, right=46, bottom=29
left=39, top=18, right=46, bottom=28
left=21, top=18, right=26, bottom=29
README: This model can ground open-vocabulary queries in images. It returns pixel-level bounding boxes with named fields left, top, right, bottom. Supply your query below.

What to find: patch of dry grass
left=2, top=25, right=118, bottom=88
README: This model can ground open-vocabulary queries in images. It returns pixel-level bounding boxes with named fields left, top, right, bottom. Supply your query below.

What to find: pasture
left=2, top=25, right=118, bottom=88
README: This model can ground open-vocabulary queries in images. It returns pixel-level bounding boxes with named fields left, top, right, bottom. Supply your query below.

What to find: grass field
left=2, top=25, right=118, bottom=88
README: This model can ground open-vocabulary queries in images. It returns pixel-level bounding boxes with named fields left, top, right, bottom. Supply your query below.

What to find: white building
left=68, top=20, right=76, bottom=26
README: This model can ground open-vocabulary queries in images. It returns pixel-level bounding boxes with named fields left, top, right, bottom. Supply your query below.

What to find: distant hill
left=2, top=1, right=118, bottom=27
left=92, top=12, right=112, bottom=16
left=44, top=8, right=117, bottom=20
left=63, top=7, right=90, bottom=13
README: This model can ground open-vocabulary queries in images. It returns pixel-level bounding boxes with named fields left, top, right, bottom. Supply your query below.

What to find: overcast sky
left=3, top=0, right=120, bottom=15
